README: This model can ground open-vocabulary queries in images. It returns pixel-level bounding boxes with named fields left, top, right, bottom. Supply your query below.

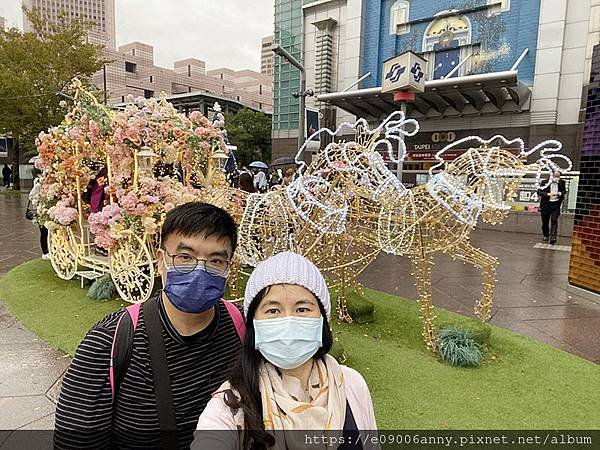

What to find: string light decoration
left=230, top=112, right=419, bottom=321
left=38, top=81, right=575, bottom=344
left=377, top=136, right=573, bottom=351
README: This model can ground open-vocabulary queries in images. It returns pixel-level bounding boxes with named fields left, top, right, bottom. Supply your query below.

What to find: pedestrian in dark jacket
left=538, top=170, right=567, bottom=244
left=2, top=164, right=12, bottom=188
left=238, top=171, right=256, bottom=193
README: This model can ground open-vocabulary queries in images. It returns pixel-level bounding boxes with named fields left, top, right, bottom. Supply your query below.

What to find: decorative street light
left=135, top=146, right=158, bottom=185
left=210, top=146, right=230, bottom=172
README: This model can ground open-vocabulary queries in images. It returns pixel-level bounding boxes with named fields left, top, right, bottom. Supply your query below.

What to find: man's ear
left=156, top=248, right=165, bottom=277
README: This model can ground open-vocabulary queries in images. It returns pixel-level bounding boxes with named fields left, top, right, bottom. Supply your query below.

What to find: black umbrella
left=271, top=157, right=296, bottom=167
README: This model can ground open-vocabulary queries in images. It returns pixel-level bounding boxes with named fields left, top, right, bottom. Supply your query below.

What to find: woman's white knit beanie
left=244, top=252, right=331, bottom=319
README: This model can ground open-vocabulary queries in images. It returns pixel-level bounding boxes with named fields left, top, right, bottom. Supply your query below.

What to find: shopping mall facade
left=271, top=0, right=600, bottom=296
left=272, top=0, right=597, bottom=175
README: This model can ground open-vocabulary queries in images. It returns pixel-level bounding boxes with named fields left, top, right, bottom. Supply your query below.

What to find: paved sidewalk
left=0, top=193, right=599, bottom=437
left=0, top=193, right=70, bottom=442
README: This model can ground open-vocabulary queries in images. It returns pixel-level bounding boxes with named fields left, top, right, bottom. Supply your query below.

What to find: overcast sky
left=0, top=0, right=274, bottom=71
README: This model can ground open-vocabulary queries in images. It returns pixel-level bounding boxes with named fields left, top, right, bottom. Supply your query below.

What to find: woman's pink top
left=90, top=183, right=104, bottom=213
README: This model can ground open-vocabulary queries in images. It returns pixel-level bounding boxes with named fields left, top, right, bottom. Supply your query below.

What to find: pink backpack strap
left=223, top=300, right=246, bottom=342
left=127, top=303, right=142, bottom=331
left=110, top=303, right=142, bottom=400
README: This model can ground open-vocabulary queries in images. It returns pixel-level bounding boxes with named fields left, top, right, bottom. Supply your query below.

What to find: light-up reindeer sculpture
left=235, top=112, right=419, bottom=321
left=377, top=137, right=573, bottom=351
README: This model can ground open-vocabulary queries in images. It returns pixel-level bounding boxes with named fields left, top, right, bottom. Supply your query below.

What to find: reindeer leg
left=411, top=255, right=437, bottom=353
left=452, top=240, right=498, bottom=322
left=227, top=256, right=242, bottom=300
left=336, top=263, right=353, bottom=323
left=337, top=290, right=352, bottom=323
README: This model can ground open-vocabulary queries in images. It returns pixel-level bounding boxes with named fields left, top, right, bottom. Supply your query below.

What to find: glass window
left=390, top=1, right=410, bottom=35
left=423, top=14, right=472, bottom=80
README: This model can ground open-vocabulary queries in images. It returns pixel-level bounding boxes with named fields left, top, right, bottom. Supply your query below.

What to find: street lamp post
left=271, top=44, right=313, bottom=162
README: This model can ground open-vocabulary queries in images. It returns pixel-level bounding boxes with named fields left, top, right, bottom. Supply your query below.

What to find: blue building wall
left=361, top=0, right=541, bottom=88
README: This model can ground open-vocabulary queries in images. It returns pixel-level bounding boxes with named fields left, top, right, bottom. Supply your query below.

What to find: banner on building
left=0, top=137, right=7, bottom=158
left=305, top=108, right=320, bottom=152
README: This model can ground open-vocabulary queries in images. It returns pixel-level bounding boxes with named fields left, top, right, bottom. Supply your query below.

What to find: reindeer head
left=298, top=111, right=419, bottom=204
left=433, top=136, right=527, bottom=224
left=287, top=112, right=420, bottom=233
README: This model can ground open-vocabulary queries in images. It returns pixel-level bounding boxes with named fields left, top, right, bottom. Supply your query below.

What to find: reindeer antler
left=523, top=140, right=573, bottom=189
left=429, top=135, right=525, bottom=175
left=369, top=111, right=420, bottom=163
left=295, top=111, right=420, bottom=170
left=295, top=117, right=369, bottom=171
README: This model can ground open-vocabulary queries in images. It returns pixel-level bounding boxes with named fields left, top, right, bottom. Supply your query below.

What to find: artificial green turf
left=0, top=259, right=124, bottom=354
left=1, top=259, right=599, bottom=429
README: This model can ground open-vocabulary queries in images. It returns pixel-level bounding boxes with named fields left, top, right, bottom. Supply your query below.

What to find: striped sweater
left=54, top=295, right=242, bottom=449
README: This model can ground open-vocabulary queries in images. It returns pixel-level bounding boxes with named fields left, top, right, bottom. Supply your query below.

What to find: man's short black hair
left=161, top=202, right=238, bottom=254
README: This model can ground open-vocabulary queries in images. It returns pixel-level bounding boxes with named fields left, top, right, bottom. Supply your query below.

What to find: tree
left=224, top=108, right=272, bottom=168
left=0, top=8, right=106, bottom=189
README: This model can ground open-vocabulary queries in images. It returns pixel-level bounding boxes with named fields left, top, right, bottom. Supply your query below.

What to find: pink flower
left=125, top=126, right=141, bottom=143
left=87, top=120, right=101, bottom=142
left=53, top=205, right=78, bottom=225
left=194, top=127, right=207, bottom=138
left=189, top=111, right=203, bottom=123
left=120, top=191, right=139, bottom=214
left=69, top=127, right=82, bottom=140
left=92, top=229, right=115, bottom=249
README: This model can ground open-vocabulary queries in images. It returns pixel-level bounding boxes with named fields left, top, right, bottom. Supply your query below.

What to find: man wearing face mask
left=538, top=170, right=567, bottom=245
left=55, top=203, right=244, bottom=450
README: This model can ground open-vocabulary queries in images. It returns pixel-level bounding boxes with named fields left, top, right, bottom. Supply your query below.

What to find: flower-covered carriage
left=35, top=79, right=231, bottom=303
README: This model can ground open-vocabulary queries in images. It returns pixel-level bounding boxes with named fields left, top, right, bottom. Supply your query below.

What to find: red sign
left=407, top=149, right=466, bottom=161
left=378, top=148, right=520, bottom=162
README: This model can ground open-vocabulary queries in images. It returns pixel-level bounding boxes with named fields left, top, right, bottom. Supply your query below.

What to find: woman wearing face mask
left=192, top=252, right=378, bottom=450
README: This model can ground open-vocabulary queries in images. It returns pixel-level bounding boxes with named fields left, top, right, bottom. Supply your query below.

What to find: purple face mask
left=163, top=266, right=227, bottom=313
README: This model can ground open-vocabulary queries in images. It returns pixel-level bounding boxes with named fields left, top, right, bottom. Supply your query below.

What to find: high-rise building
left=19, top=1, right=272, bottom=113
left=22, top=0, right=116, bottom=49
left=93, top=42, right=273, bottom=113
left=272, top=0, right=303, bottom=159
left=261, top=35, right=274, bottom=76
left=0, top=16, right=6, bottom=30
left=273, top=0, right=598, bottom=176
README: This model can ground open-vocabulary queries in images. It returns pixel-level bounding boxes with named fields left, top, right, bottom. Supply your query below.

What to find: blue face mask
left=254, top=316, right=323, bottom=369
left=163, top=265, right=227, bottom=314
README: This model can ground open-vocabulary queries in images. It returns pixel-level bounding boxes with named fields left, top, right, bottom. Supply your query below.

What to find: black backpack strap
left=111, top=309, right=136, bottom=401
left=143, top=296, right=178, bottom=449
left=340, top=400, right=363, bottom=449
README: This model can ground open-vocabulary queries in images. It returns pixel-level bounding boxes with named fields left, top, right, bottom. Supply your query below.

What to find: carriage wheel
left=48, top=226, right=77, bottom=280
left=109, top=231, right=155, bottom=304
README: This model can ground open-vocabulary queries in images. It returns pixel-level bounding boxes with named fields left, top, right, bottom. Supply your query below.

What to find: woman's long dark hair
left=239, top=172, right=256, bottom=193
left=227, top=287, right=333, bottom=450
